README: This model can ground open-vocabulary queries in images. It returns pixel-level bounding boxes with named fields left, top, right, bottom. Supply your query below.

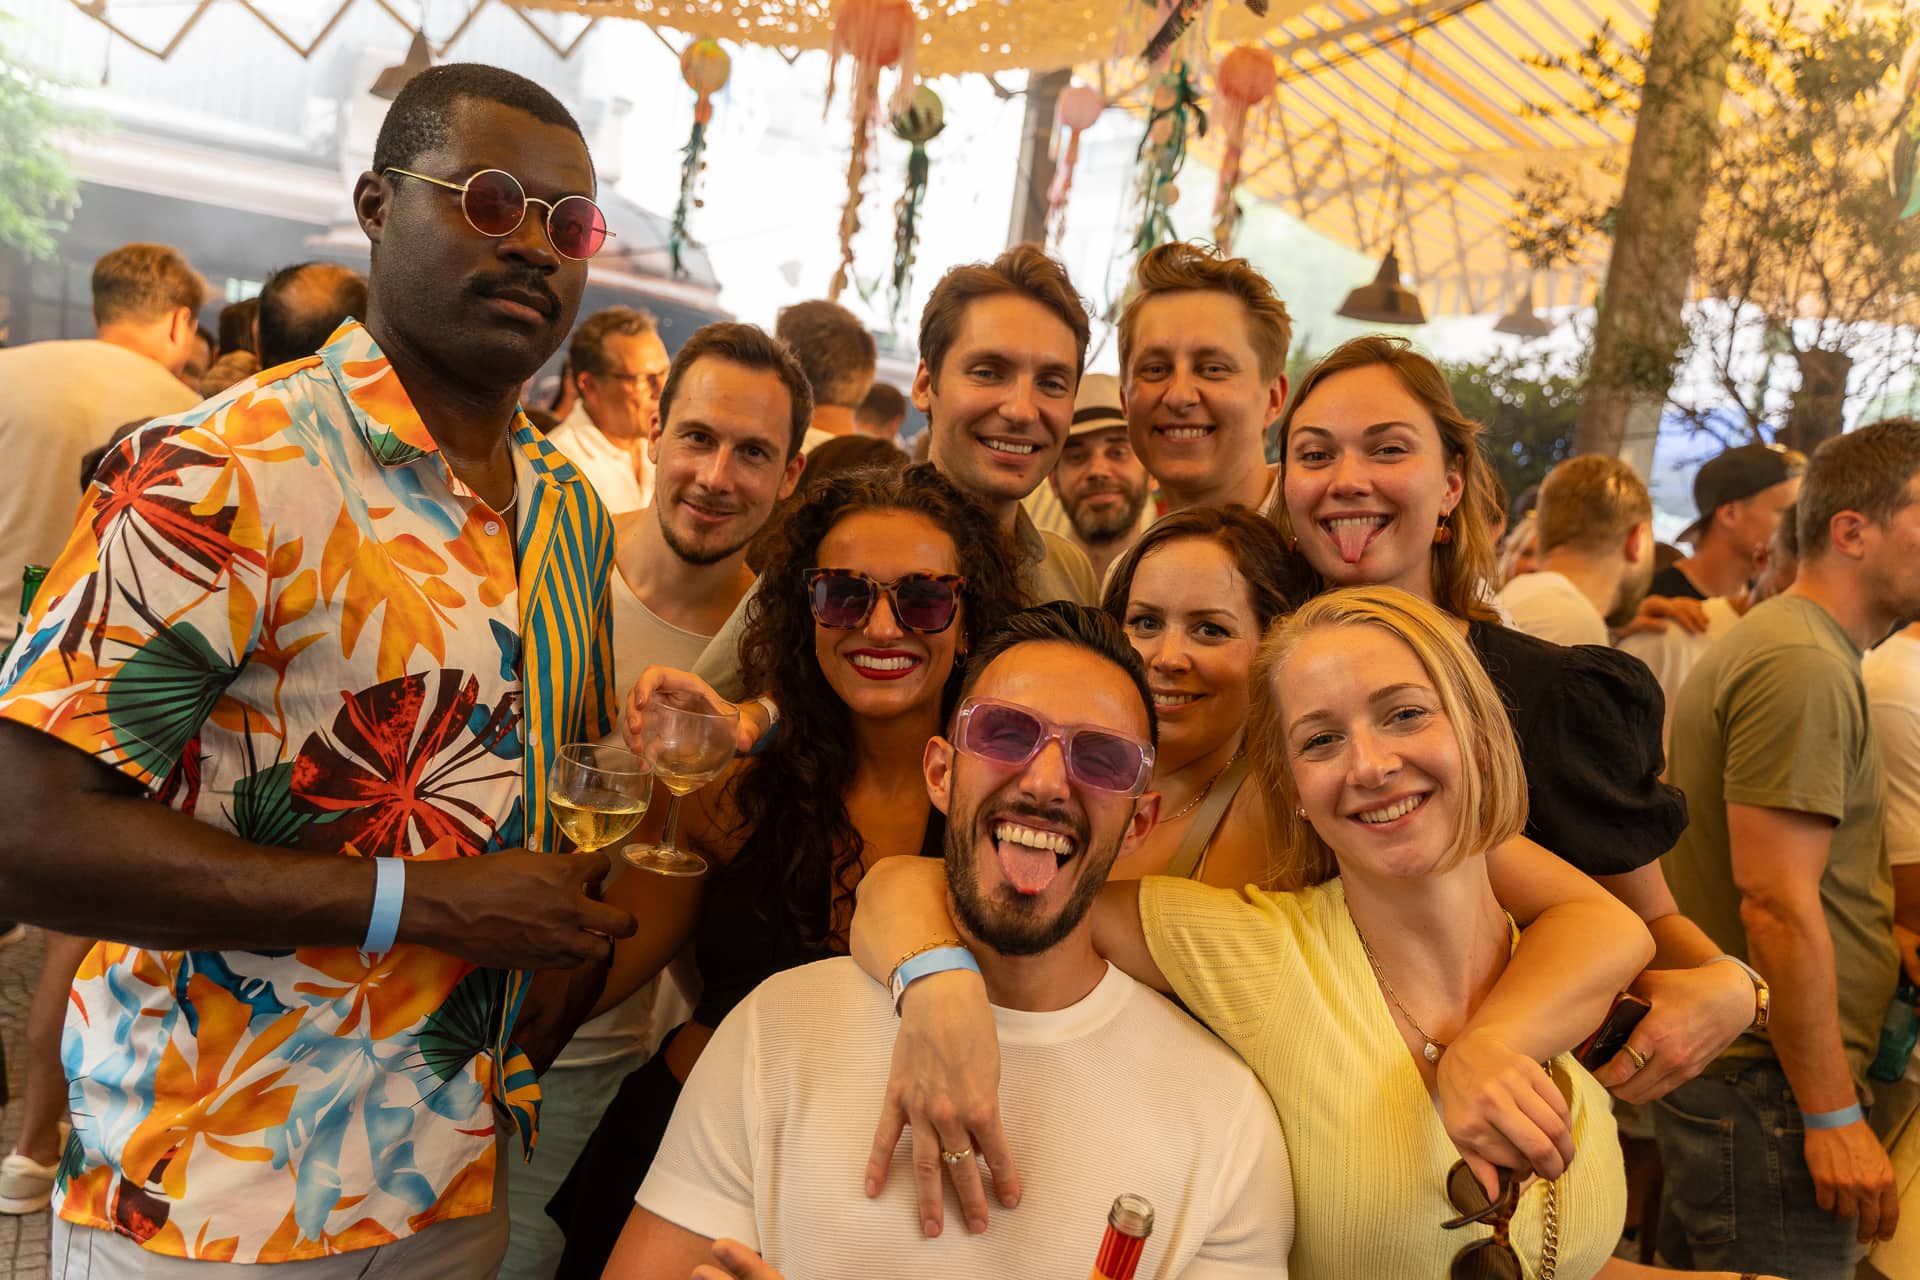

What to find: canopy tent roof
left=1111, top=0, right=1649, bottom=319
left=63, top=0, right=1906, bottom=322
left=1112, top=0, right=1914, bottom=321
left=515, top=0, right=1153, bottom=77
left=517, top=0, right=1652, bottom=314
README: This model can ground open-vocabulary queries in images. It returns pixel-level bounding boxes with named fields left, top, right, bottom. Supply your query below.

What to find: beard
left=1606, top=558, right=1658, bottom=629
left=657, top=492, right=755, bottom=567
left=1066, top=485, right=1149, bottom=544
left=946, top=797, right=1114, bottom=957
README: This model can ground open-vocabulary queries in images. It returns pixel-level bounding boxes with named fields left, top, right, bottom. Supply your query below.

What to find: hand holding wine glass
left=548, top=743, right=652, bottom=856
left=624, top=667, right=761, bottom=757
left=624, top=686, right=739, bottom=877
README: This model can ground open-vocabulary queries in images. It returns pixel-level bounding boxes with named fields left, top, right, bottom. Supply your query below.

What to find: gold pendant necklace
left=1352, top=913, right=1448, bottom=1063
left=1166, top=747, right=1244, bottom=822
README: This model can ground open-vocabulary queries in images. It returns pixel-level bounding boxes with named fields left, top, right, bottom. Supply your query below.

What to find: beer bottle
left=1089, top=1193, right=1154, bottom=1280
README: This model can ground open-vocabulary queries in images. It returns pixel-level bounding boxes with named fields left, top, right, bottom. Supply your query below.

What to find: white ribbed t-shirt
left=639, top=957, right=1293, bottom=1278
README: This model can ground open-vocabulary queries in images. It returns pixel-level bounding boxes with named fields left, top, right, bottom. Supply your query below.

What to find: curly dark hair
left=729, top=463, right=1022, bottom=950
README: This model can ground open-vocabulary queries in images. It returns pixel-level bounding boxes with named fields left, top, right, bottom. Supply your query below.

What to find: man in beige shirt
left=0, top=243, right=207, bottom=615
left=508, top=321, right=809, bottom=1280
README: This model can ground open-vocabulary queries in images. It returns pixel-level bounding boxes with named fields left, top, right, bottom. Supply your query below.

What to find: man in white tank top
left=503, top=322, right=810, bottom=1280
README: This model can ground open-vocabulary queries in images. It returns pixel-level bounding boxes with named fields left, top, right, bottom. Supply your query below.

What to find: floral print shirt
left=0, top=321, right=615, bottom=1262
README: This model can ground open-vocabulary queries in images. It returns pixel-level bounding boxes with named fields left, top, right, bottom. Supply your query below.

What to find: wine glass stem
left=660, top=793, right=686, bottom=852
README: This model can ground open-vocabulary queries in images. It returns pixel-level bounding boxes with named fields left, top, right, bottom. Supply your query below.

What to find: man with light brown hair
left=691, top=244, right=1097, bottom=708
left=549, top=305, right=671, bottom=512
left=1116, top=241, right=1291, bottom=515
left=1497, top=453, right=1657, bottom=645
left=0, top=242, right=206, bottom=603
left=776, top=299, right=877, bottom=450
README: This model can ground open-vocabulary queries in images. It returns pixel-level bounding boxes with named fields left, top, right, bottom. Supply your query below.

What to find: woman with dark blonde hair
left=1099, top=505, right=1308, bottom=887
left=1273, top=335, right=1764, bottom=1103
left=851, top=587, right=1771, bottom=1277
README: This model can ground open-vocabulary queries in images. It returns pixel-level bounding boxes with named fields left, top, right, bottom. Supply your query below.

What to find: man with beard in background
left=1046, top=373, right=1155, bottom=583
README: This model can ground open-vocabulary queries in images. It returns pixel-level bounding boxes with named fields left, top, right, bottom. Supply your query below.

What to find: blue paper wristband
left=1802, top=1103, right=1864, bottom=1130
left=363, top=858, right=405, bottom=953
left=890, top=946, right=981, bottom=1014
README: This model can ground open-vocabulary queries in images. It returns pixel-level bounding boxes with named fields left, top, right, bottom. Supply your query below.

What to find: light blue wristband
left=363, top=858, right=405, bottom=953
left=1802, top=1103, right=1865, bottom=1130
left=890, top=945, right=981, bottom=1014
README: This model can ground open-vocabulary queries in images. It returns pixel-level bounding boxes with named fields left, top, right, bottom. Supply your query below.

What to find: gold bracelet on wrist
left=1701, top=953, right=1771, bottom=1031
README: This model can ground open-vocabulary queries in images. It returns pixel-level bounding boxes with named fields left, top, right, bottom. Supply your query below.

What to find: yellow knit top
left=1139, top=875, right=1626, bottom=1279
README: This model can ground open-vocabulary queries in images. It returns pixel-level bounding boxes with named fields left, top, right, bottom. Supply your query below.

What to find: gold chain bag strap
left=1539, top=1176, right=1558, bottom=1279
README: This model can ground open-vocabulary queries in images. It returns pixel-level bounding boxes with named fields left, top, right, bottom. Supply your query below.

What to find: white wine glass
left=622, top=688, right=739, bottom=877
left=548, top=743, right=652, bottom=856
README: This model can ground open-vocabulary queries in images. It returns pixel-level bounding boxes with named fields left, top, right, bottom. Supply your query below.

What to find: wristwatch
left=1702, top=954, right=1771, bottom=1031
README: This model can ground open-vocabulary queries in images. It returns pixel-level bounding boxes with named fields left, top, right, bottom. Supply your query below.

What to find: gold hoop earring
left=1433, top=517, right=1453, bottom=546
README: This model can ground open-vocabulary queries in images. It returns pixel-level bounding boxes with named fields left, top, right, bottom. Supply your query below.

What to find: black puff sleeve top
left=1468, top=619, right=1688, bottom=876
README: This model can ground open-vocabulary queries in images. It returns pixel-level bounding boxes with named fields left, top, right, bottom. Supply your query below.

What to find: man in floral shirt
left=0, top=64, right=636, bottom=1275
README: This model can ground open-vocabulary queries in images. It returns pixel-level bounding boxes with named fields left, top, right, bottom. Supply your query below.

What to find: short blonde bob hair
left=1249, top=585, right=1527, bottom=888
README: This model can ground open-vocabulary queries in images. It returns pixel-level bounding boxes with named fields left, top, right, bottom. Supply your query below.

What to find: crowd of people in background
left=0, top=58, right=1911, bottom=1280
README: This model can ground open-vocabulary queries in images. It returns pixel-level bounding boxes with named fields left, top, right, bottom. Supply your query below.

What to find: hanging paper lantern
left=681, top=39, right=730, bottom=124
left=1059, top=82, right=1105, bottom=133
left=826, top=0, right=918, bottom=301
left=1047, top=83, right=1106, bottom=248
left=888, top=84, right=945, bottom=321
left=1211, top=45, right=1277, bottom=250
left=667, top=39, right=732, bottom=279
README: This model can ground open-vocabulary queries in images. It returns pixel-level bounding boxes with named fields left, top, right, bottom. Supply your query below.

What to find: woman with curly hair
left=546, top=463, right=1021, bottom=1277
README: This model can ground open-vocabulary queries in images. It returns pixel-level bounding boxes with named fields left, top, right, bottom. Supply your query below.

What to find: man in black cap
left=1652, top=442, right=1805, bottom=601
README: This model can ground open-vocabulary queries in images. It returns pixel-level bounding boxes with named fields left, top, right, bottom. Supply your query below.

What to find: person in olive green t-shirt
left=1658, top=419, right=1920, bottom=1278
left=1664, top=592, right=1893, bottom=1075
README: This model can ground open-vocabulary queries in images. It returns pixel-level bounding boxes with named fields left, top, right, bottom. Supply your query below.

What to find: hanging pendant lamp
left=1339, top=19, right=1427, bottom=327
left=1338, top=247, right=1427, bottom=325
left=1493, top=278, right=1552, bottom=338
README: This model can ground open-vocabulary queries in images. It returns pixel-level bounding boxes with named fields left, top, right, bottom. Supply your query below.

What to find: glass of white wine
left=622, top=688, right=739, bottom=877
left=548, top=743, right=652, bottom=857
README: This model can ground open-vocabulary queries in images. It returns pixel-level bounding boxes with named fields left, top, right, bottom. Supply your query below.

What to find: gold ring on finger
left=1624, top=1044, right=1649, bottom=1071
left=939, top=1146, right=973, bottom=1164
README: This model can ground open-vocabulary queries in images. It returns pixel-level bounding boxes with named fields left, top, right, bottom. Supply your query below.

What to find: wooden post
left=1007, top=69, right=1069, bottom=248
left=1574, top=0, right=1740, bottom=475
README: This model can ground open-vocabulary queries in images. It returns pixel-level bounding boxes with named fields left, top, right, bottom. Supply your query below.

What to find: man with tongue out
left=604, top=604, right=1292, bottom=1280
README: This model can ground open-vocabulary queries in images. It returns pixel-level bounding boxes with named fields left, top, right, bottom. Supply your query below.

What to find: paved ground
left=0, top=926, right=50, bottom=1279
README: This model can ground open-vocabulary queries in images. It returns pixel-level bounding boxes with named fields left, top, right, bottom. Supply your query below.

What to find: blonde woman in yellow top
left=852, top=587, right=1774, bottom=1279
